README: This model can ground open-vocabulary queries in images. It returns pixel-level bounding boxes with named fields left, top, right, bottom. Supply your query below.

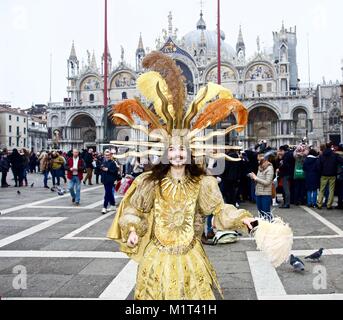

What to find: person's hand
left=249, top=172, right=257, bottom=180
left=242, top=217, right=257, bottom=230
left=127, top=231, right=138, bottom=247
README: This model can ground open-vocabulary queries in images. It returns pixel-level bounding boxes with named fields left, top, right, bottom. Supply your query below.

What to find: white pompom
left=253, top=217, right=293, bottom=268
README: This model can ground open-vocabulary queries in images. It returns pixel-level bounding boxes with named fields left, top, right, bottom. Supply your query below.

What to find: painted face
left=168, top=144, right=188, bottom=167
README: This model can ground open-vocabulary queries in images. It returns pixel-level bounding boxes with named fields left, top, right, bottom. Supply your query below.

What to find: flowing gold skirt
left=134, top=239, right=222, bottom=300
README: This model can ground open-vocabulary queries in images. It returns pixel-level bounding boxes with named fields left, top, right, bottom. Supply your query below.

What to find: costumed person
left=107, top=52, right=293, bottom=300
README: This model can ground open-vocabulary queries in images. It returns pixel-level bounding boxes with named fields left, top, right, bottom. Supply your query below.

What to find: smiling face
left=167, top=144, right=188, bottom=167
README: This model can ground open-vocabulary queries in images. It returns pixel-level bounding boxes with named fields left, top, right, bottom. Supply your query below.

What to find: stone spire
left=69, top=41, right=77, bottom=60
left=136, top=33, right=146, bottom=71
left=91, top=50, right=97, bottom=70
left=236, top=26, right=246, bottom=62
left=137, top=33, right=144, bottom=50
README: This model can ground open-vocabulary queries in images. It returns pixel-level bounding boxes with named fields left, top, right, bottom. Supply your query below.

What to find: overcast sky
left=0, top=0, right=342, bottom=108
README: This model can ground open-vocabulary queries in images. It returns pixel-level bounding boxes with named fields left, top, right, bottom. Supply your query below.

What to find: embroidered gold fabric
left=107, top=171, right=253, bottom=300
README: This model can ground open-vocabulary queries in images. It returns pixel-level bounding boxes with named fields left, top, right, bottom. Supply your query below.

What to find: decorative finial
left=121, top=46, right=125, bottom=62
left=168, top=11, right=173, bottom=37
left=257, top=36, right=260, bottom=53
left=87, top=50, right=91, bottom=66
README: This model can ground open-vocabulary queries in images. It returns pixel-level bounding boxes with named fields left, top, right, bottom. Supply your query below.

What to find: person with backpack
left=50, top=151, right=65, bottom=187
left=293, top=144, right=309, bottom=205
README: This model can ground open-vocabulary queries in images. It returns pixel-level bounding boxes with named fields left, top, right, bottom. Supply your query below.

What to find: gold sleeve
left=118, top=206, right=148, bottom=241
left=107, top=172, right=155, bottom=262
left=198, top=175, right=253, bottom=233
left=118, top=173, right=156, bottom=241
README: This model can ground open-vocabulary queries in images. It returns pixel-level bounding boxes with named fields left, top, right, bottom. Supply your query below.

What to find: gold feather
left=184, top=83, right=234, bottom=119
left=136, top=71, right=175, bottom=123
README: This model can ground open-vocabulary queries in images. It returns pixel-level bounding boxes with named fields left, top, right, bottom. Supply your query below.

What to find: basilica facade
left=47, top=11, right=341, bottom=151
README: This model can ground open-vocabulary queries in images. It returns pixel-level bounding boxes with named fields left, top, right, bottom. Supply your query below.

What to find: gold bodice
left=152, top=173, right=201, bottom=254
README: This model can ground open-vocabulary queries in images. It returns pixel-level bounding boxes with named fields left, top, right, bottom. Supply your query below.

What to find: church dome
left=183, top=12, right=236, bottom=61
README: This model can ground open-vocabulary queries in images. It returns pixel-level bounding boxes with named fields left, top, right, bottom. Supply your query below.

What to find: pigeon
left=305, top=248, right=324, bottom=262
left=290, top=254, right=305, bottom=272
left=30, top=183, right=34, bottom=188
left=17, top=190, right=21, bottom=195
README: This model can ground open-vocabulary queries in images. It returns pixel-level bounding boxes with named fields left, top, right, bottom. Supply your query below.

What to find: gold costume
left=106, top=51, right=293, bottom=300
left=107, top=172, right=252, bottom=300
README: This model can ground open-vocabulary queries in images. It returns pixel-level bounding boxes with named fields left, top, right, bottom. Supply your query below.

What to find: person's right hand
left=127, top=231, right=139, bottom=248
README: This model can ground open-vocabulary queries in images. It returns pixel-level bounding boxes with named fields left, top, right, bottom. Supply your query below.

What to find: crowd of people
left=1, top=140, right=343, bottom=218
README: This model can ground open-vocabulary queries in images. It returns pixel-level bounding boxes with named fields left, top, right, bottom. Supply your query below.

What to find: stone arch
left=291, top=106, right=309, bottom=118
left=68, top=112, right=97, bottom=127
left=79, top=74, right=102, bottom=91
left=329, top=108, right=341, bottom=127
left=243, top=61, right=276, bottom=81
left=203, top=62, right=238, bottom=83
left=69, top=113, right=97, bottom=143
left=110, top=70, right=136, bottom=88
left=247, top=105, right=280, bottom=143
left=50, top=115, right=59, bottom=128
left=248, top=102, right=282, bottom=119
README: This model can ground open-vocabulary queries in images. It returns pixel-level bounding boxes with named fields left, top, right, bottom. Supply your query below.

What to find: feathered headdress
left=110, top=51, right=248, bottom=161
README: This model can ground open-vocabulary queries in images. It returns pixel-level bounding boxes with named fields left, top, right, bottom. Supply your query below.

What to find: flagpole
left=217, top=0, right=221, bottom=85
left=103, top=0, right=108, bottom=145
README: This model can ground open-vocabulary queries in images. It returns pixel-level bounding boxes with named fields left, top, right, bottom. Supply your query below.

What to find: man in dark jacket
left=220, top=150, right=242, bottom=206
left=277, top=145, right=295, bottom=209
left=101, top=150, right=120, bottom=214
left=317, top=143, right=343, bottom=210
left=83, top=148, right=94, bottom=185
left=0, top=148, right=11, bottom=187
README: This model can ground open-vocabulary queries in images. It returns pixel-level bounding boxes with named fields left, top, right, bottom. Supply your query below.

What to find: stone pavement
left=0, top=172, right=343, bottom=300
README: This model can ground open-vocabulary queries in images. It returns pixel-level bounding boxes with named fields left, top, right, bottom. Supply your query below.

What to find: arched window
left=122, top=92, right=128, bottom=100
left=89, top=94, right=95, bottom=102
left=329, top=108, right=341, bottom=126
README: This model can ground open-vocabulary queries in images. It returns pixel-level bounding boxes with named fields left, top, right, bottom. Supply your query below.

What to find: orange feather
left=111, top=99, right=162, bottom=129
left=193, top=98, right=248, bottom=131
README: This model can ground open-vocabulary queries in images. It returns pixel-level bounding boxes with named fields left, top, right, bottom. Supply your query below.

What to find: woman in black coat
left=9, top=149, right=24, bottom=187
left=303, top=149, right=320, bottom=208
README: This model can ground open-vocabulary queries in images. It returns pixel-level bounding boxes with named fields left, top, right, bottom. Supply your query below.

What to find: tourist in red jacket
left=66, top=149, right=85, bottom=206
